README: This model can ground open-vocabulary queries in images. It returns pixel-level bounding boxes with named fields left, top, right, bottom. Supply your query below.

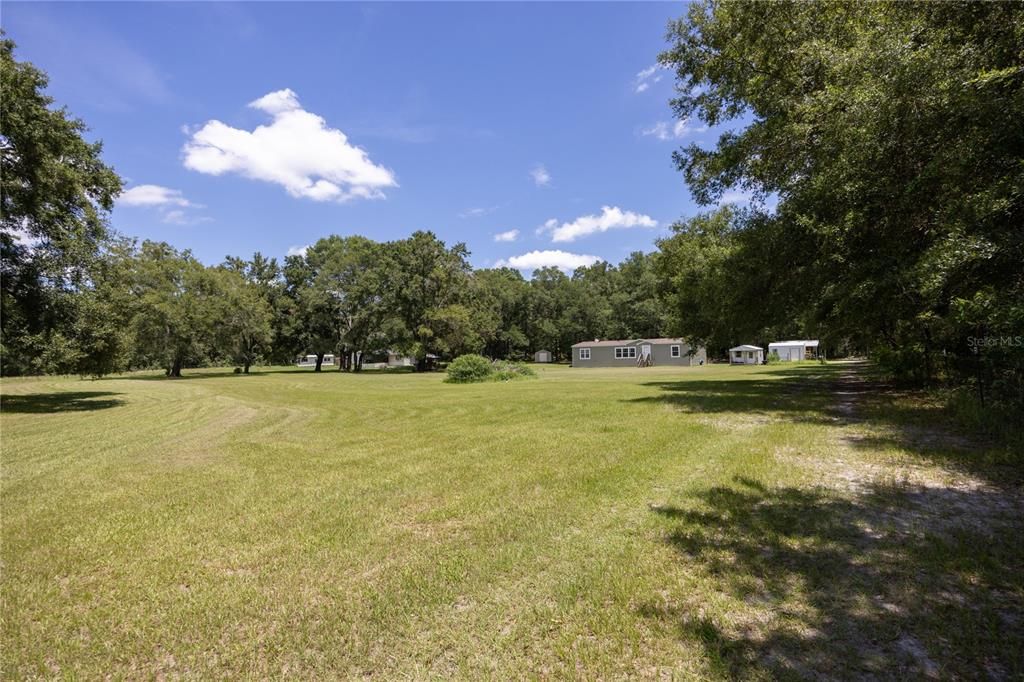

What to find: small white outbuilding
left=768, top=340, right=820, bottom=362
left=729, top=345, right=764, bottom=365
left=534, top=350, right=552, bottom=363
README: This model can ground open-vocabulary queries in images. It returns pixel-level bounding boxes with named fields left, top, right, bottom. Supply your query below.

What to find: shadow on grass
left=630, top=361, right=1021, bottom=482
left=1, top=391, right=125, bottom=413
left=107, top=367, right=433, bottom=381
left=109, top=370, right=270, bottom=381
left=630, top=362, right=843, bottom=419
left=643, top=476, right=1024, bottom=679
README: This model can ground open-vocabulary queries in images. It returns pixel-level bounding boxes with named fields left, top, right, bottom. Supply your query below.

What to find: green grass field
left=2, top=363, right=1021, bottom=678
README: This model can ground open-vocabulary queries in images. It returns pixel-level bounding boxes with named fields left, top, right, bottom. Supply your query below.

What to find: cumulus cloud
left=494, top=249, right=601, bottom=272
left=539, top=206, right=658, bottom=243
left=493, top=229, right=519, bottom=243
left=640, top=118, right=708, bottom=141
left=119, top=184, right=193, bottom=207
left=530, top=164, right=551, bottom=187
left=634, top=64, right=664, bottom=93
left=286, top=244, right=309, bottom=257
left=182, top=88, right=397, bottom=202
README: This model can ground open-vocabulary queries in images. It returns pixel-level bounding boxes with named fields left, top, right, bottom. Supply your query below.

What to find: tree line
left=21, top=232, right=667, bottom=377
left=656, top=1, right=1023, bottom=410
left=4, top=0, right=1022, bottom=418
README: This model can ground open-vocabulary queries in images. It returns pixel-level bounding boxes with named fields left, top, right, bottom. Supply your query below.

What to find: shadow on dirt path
left=641, top=361, right=1024, bottom=679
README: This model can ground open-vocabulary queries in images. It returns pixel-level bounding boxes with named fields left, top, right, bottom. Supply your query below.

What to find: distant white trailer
left=729, top=345, right=764, bottom=365
left=297, top=354, right=334, bottom=367
left=768, top=340, right=820, bottom=362
left=534, top=350, right=552, bottom=363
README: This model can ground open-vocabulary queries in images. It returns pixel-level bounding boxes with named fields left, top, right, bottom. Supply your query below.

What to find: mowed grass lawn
left=2, top=363, right=1021, bottom=679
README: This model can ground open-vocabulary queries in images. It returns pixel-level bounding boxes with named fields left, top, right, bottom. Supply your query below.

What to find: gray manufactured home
left=571, top=338, right=706, bottom=368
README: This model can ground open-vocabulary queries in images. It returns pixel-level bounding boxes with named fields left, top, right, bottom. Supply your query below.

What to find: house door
left=641, top=344, right=652, bottom=364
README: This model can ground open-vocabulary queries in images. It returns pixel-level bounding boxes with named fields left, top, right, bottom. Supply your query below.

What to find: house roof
left=729, top=344, right=763, bottom=352
left=768, top=340, right=820, bottom=347
left=571, top=338, right=685, bottom=348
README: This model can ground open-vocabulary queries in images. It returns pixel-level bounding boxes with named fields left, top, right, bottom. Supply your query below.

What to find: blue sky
left=5, top=2, right=737, bottom=272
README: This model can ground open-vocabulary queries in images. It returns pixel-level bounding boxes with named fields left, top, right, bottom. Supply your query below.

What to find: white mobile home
left=362, top=351, right=416, bottom=370
left=768, top=340, right=820, bottom=362
left=729, top=345, right=764, bottom=365
left=297, top=354, right=335, bottom=367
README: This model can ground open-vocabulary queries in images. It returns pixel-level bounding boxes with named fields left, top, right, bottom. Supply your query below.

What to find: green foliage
left=658, top=1, right=1024, bottom=406
left=211, top=267, right=274, bottom=373
left=387, top=231, right=478, bottom=368
left=766, top=351, right=781, bottom=365
left=1, top=36, right=123, bottom=376
left=305, top=235, right=392, bottom=371
left=490, top=359, right=537, bottom=382
left=126, top=241, right=225, bottom=377
left=472, top=267, right=531, bottom=359
left=445, top=355, right=538, bottom=383
left=444, top=354, right=493, bottom=383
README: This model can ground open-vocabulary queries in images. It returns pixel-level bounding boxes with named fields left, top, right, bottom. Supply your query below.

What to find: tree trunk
left=169, top=355, right=183, bottom=378
left=243, top=362, right=250, bottom=374
left=923, top=329, right=934, bottom=384
left=314, top=352, right=324, bottom=372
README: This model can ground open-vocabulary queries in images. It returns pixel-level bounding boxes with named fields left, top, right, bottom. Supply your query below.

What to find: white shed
left=729, top=345, right=764, bottom=365
left=534, top=350, right=552, bottom=363
left=768, top=340, right=820, bottom=362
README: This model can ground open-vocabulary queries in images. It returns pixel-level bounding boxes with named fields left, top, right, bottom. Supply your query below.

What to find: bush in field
left=766, top=350, right=781, bottom=364
left=445, top=356, right=539, bottom=383
left=491, top=360, right=537, bottom=382
left=445, top=354, right=494, bottom=383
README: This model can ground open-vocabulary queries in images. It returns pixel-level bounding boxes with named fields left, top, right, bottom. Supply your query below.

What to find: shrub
left=445, top=356, right=540, bottom=383
left=445, top=354, right=494, bottom=383
left=766, top=350, right=781, bottom=364
left=491, top=360, right=537, bottom=382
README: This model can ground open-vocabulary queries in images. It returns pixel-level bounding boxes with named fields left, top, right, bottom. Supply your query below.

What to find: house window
left=614, top=347, right=637, bottom=359
left=670, top=345, right=681, bottom=358
left=579, top=348, right=591, bottom=360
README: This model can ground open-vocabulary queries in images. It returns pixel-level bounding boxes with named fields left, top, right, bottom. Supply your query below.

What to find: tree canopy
left=1, top=36, right=122, bottom=375
left=657, top=0, right=1024, bottom=404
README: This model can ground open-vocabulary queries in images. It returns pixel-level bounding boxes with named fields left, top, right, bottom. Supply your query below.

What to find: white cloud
left=634, top=64, right=664, bottom=93
left=640, top=118, right=708, bottom=141
left=530, top=164, right=551, bottom=187
left=493, top=229, right=519, bottom=243
left=495, top=249, right=601, bottom=272
left=119, top=184, right=208, bottom=225
left=460, top=205, right=498, bottom=218
left=162, top=210, right=187, bottom=224
left=119, top=184, right=192, bottom=207
left=717, top=190, right=753, bottom=206
left=249, top=89, right=301, bottom=115
left=287, top=244, right=309, bottom=258
left=182, top=88, right=397, bottom=202
left=160, top=210, right=211, bottom=226
left=540, top=206, right=658, bottom=243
